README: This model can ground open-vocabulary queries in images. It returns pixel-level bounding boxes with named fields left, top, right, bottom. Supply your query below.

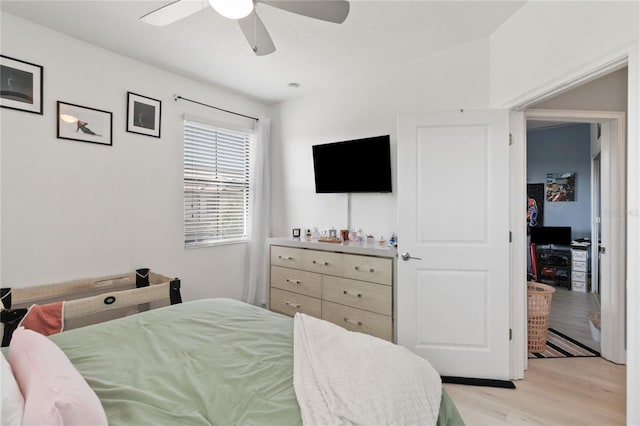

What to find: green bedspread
left=45, top=298, right=463, bottom=425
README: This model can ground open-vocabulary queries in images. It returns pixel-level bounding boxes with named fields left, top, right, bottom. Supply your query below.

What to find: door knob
left=401, top=252, right=422, bottom=261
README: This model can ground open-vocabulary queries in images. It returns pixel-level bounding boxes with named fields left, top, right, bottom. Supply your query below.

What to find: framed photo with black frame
left=57, top=101, right=113, bottom=146
left=0, top=55, right=43, bottom=114
left=126, top=92, right=161, bottom=138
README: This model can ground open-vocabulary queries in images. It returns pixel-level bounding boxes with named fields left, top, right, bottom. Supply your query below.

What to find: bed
left=2, top=298, right=465, bottom=425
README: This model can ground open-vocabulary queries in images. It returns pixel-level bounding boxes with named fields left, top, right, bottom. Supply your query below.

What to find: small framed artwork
left=57, top=101, right=112, bottom=146
left=0, top=55, right=43, bottom=114
left=126, top=92, right=161, bottom=138
left=545, top=172, right=576, bottom=202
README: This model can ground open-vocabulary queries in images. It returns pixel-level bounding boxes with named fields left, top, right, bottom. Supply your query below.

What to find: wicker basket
left=527, top=281, right=555, bottom=352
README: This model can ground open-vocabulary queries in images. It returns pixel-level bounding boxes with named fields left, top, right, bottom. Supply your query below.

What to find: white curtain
left=244, top=117, right=271, bottom=307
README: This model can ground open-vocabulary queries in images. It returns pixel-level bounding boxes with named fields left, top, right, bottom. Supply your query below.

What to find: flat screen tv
left=312, top=135, right=392, bottom=193
left=530, top=226, right=572, bottom=246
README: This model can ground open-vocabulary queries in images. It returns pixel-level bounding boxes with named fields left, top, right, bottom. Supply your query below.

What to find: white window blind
left=184, top=120, right=251, bottom=247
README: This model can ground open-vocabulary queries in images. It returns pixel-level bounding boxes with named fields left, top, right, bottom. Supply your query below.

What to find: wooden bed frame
left=0, top=270, right=181, bottom=346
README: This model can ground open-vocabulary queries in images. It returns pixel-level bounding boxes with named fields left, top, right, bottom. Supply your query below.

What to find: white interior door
left=591, top=152, right=601, bottom=294
left=598, top=119, right=626, bottom=364
left=397, top=109, right=511, bottom=380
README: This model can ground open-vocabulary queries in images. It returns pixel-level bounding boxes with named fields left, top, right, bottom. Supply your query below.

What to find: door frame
left=506, top=51, right=635, bottom=380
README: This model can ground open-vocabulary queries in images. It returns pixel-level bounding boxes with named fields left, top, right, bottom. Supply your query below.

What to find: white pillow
left=1, top=351, right=24, bottom=426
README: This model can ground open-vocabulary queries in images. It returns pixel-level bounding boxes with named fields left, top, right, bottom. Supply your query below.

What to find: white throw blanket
left=293, top=313, right=442, bottom=426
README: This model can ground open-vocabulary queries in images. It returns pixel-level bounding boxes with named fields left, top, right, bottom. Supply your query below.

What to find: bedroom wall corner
left=0, top=12, right=268, bottom=301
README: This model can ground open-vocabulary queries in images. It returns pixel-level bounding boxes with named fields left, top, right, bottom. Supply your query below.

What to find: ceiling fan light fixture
left=209, top=0, right=253, bottom=19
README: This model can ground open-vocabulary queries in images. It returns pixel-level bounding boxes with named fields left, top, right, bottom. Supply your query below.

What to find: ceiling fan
left=141, top=0, right=350, bottom=56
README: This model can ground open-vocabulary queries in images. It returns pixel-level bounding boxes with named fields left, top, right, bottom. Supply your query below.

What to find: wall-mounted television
left=530, top=226, right=572, bottom=246
left=312, top=135, right=392, bottom=193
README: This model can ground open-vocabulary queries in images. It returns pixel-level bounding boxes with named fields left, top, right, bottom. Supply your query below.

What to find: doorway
left=521, top=108, right=626, bottom=366
left=526, top=121, right=602, bottom=354
left=508, top=62, right=629, bottom=379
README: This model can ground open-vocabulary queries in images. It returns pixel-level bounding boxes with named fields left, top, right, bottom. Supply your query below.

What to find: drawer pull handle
left=312, top=260, right=329, bottom=266
left=355, top=266, right=375, bottom=273
left=343, top=290, right=362, bottom=298
left=344, top=317, right=363, bottom=326
left=285, top=301, right=301, bottom=308
left=286, top=278, right=302, bottom=285
left=278, top=255, right=293, bottom=260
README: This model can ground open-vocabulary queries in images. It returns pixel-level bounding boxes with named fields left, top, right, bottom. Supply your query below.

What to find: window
left=184, top=120, right=252, bottom=247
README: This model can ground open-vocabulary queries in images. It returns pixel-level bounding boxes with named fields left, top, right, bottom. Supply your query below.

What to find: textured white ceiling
left=1, top=1, right=526, bottom=104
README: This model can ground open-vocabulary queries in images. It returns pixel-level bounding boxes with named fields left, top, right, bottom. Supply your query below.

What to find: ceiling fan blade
left=259, top=1, right=349, bottom=24
left=238, top=10, right=276, bottom=56
left=141, top=0, right=208, bottom=26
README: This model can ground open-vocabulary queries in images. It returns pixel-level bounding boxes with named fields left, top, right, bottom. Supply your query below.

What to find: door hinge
left=509, top=133, right=513, bottom=146
left=509, top=231, right=512, bottom=243
left=509, top=328, right=513, bottom=340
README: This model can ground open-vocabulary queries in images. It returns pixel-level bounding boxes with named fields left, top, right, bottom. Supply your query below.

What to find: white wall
left=269, top=38, right=491, bottom=239
left=0, top=13, right=267, bottom=301
left=490, top=1, right=639, bottom=108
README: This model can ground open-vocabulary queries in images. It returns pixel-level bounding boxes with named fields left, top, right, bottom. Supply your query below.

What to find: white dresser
left=268, top=238, right=396, bottom=341
left=570, top=246, right=590, bottom=292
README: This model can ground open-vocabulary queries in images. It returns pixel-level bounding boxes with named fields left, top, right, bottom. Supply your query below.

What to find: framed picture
left=545, top=172, right=576, bottom=202
left=0, top=55, right=43, bottom=114
left=57, top=101, right=112, bottom=146
left=126, top=92, right=161, bottom=138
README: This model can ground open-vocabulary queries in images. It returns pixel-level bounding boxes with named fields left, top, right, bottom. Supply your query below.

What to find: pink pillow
left=8, top=327, right=108, bottom=426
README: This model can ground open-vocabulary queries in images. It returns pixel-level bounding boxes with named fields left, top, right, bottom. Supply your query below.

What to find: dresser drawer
left=572, top=271, right=586, bottom=282
left=571, top=280, right=587, bottom=292
left=271, top=246, right=305, bottom=269
left=322, top=275, right=392, bottom=315
left=322, top=301, right=392, bottom=341
left=270, top=288, right=321, bottom=318
left=271, top=266, right=322, bottom=298
left=572, top=249, right=587, bottom=261
left=342, top=254, right=392, bottom=285
left=302, top=249, right=343, bottom=276
left=572, top=260, right=587, bottom=272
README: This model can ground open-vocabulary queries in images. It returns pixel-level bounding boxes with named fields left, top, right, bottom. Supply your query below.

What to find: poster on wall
left=527, top=183, right=544, bottom=232
left=126, top=92, right=161, bottom=138
left=0, top=55, right=43, bottom=114
left=57, top=101, right=113, bottom=146
left=545, top=172, right=575, bottom=202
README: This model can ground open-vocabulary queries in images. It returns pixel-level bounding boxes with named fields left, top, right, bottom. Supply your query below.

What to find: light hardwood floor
left=444, top=357, right=625, bottom=425
left=548, top=287, right=601, bottom=352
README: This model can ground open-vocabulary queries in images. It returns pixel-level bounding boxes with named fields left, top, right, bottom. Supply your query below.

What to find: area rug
left=529, top=328, right=600, bottom=359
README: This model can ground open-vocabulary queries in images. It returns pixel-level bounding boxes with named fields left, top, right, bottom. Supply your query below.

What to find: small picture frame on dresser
left=292, top=228, right=301, bottom=238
